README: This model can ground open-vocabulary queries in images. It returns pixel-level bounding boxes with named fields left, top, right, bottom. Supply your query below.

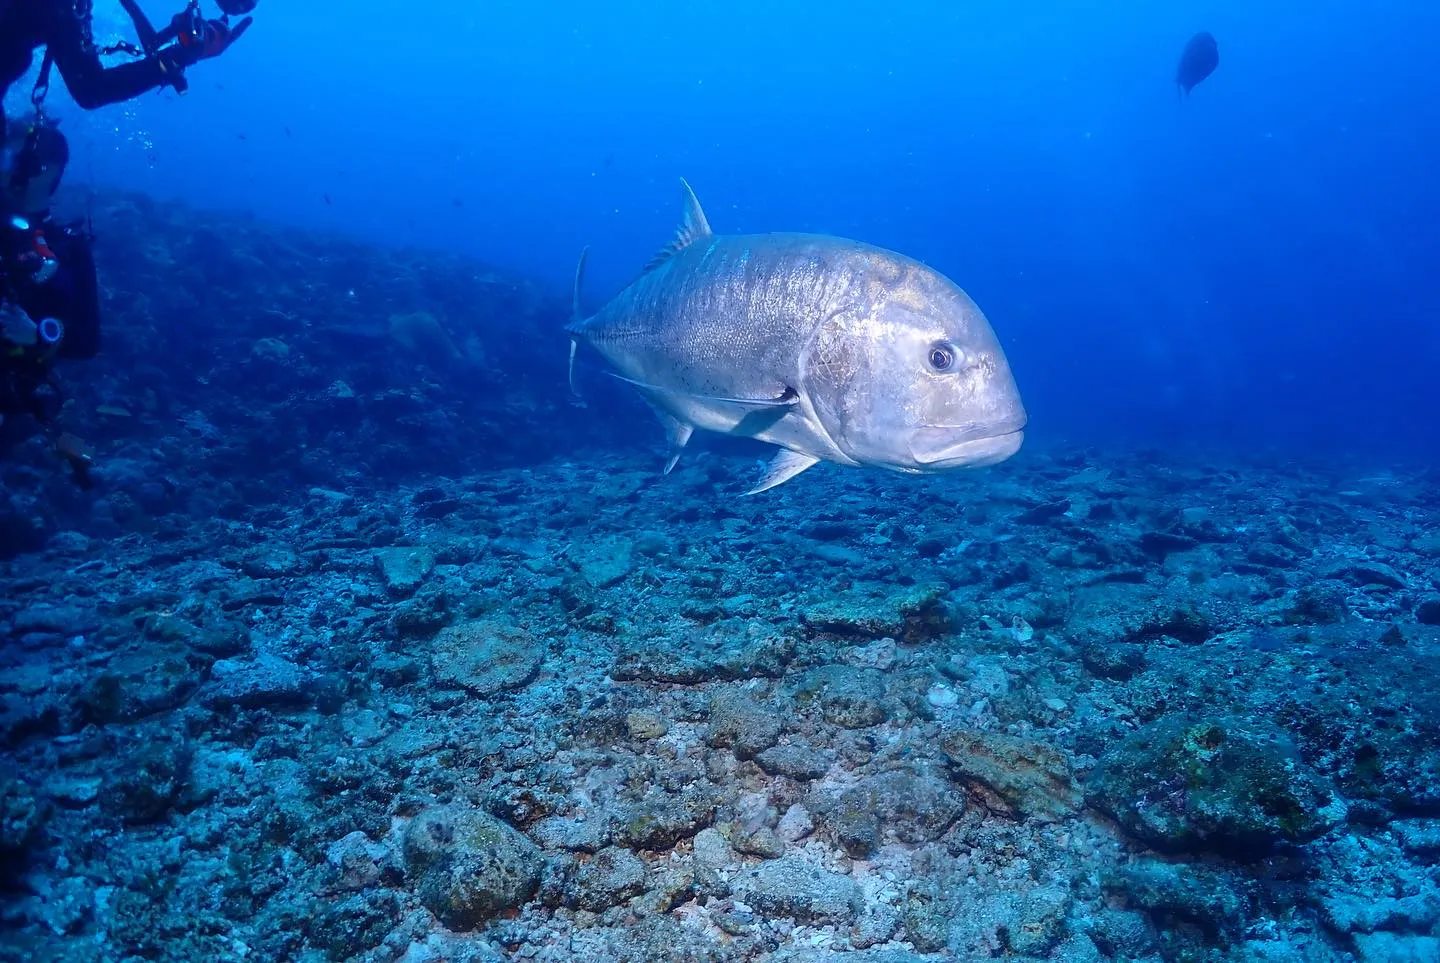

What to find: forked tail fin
left=568, top=246, right=590, bottom=398
left=572, top=246, right=589, bottom=325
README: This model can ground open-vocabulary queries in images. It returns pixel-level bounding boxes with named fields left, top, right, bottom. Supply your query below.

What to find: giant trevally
left=1176, top=31, right=1219, bottom=98
left=567, top=180, right=1027, bottom=494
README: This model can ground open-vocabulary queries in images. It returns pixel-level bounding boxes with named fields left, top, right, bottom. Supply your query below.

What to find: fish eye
left=928, top=342, right=961, bottom=372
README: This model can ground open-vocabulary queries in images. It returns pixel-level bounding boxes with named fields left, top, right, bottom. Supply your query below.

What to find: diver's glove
left=164, top=14, right=253, bottom=69
left=1, top=304, right=39, bottom=347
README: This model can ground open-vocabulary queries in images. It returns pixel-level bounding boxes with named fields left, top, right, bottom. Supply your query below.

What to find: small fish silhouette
left=1176, top=31, right=1219, bottom=99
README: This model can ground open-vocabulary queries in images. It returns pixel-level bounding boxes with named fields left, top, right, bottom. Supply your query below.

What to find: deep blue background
left=9, top=1, right=1438, bottom=459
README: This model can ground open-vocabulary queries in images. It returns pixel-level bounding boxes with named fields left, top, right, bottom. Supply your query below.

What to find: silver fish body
left=569, top=181, right=1026, bottom=493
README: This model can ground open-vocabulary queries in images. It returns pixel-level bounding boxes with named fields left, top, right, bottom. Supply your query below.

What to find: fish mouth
left=909, top=418, right=1027, bottom=469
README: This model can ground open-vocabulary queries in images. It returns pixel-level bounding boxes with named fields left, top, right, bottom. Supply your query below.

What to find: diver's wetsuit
left=1, top=223, right=101, bottom=360
left=0, top=1, right=174, bottom=134
left=0, top=218, right=99, bottom=430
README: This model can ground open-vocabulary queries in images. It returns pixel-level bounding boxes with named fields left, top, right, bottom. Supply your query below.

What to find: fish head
left=801, top=254, right=1026, bottom=473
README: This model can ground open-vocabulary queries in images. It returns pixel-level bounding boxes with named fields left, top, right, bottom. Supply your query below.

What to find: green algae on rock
left=75, top=646, right=199, bottom=724
left=373, top=545, right=436, bottom=597
left=616, top=788, right=720, bottom=850
left=800, top=580, right=951, bottom=643
left=1104, top=858, right=1257, bottom=943
left=941, top=728, right=1082, bottom=821
left=575, top=534, right=634, bottom=588
left=0, top=777, right=48, bottom=858
left=809, top=767, right=964, bottom=857
left=706, top=689, right=783, bottom=759
left=1088, top=716, right=1347, bottom=855
left=796, top=665, right=890, bottom=729
left=612, top=619, right=796, bottom=683
left=561, top=845, right=649, bottom=911
left=727, top=854, right=862, bottom=925
left=430, top=619, right=543, bottom=696
left=402, top=804, right=543, bottom=930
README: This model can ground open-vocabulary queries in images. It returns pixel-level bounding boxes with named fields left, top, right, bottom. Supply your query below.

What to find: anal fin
left=744, top=449, right=820, bottom=495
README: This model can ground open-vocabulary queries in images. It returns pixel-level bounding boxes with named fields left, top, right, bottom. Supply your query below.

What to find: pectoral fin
left=606, top=372, right=797, bottom=410
left=654, top=411, right=694, bottom=474
left=744, top=449, right=820, bottom=495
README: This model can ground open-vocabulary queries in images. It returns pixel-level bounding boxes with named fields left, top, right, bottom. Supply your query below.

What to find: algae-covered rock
left=729, top=854, right=861, bottom=925
left=325, top=831, right=392, bottom=892
left=941, top=729, right=1081, bottom=821
left=101, top=738, right=192, bottom=824
left=783, top=949, right=935, bottom=963
left=242, top=544, right=306, bottom=579
left=531, top=815, right=613, bottom=854
left=374, top=545, right=435, bottom=597
left=0, top=692, right=60, bottom=749
left=624, top=709, right=668, bottom=741
left=1080, top=640, right=1147, bottom=681
left=616, top=789, right=719, bottom=850
left=801, top=581, right=951, bottom=643
left=1103, top=859, right=1255, bottom=943
left=203, top=654, right=310, bottom=710
left=76, top=646, right=199, bottom=723
left=0, top=777, right=48, bottom=857
left=1321, top=560, right=1408, bottom=590
left=562, top=845, right=648, bottom=911
left=1088, top=716, right=1346, bottom=855
left=575, top=535, right=634, bottom=588
left=389, top=310, right=462, bottom=364
left=251, top=336, right=290, bottom=361
left=430, top=620, right=543, bottom=696
left=811, top=768, right=964, bottom=857
left=10, top=602, right=99, bottom=638
left=797, top=665, right=888, bottom=729
left=612, top=619, right=795, bottom=683
left=402, top=804, right=542, bottom=930
left=311, top=891, right=400, bottom=961
left=706, top=690, right=782, bottom=760
left=754, top=742, right=833, bottom=781
left=731, top=825, right=785, bottom=859
left=1353, top=934, right=1440, bottom=963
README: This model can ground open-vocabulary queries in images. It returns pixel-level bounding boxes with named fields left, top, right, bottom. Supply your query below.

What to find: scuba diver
left=0, top=1, right=257, bottom=486
left=0, top=118, right=99, bottom=484
left=1, top=1, right=254, bottom=140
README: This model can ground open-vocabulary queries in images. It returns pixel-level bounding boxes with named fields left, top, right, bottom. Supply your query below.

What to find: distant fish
left=1176, top=31, right=1219, bottom=98
left=567, top=180, right=1027, bottom=494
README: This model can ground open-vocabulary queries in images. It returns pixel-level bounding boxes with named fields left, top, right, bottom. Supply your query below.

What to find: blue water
left=10, top=0, right=1439, bottom=458
left=8, top=7, right=1440, bottom=959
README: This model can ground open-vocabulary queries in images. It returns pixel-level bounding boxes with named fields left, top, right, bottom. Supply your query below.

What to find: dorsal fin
left=641, top=178, right=713, bottom=273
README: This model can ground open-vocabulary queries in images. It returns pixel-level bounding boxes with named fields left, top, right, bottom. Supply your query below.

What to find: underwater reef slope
left=1, top=196, right=1439, bottom=963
